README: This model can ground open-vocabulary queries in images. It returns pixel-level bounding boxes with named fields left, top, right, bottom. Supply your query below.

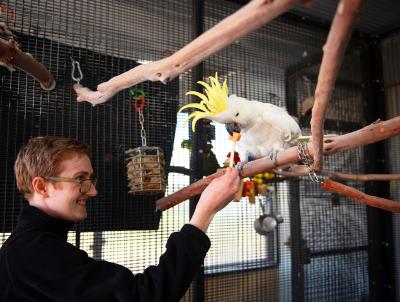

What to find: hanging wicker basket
left=125, top=146, right=166, bottom=194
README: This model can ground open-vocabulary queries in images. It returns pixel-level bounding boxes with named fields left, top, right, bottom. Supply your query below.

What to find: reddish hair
left=14, top=136, right=90, bottom=198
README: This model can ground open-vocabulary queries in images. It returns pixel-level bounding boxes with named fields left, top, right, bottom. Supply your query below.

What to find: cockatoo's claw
left=235, top=161, right=246, bottom=177
left=269, top=150, right=278, bottom=166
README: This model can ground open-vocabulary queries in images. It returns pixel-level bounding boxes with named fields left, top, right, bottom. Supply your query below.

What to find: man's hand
left=189, top=167, right=240, bottom=232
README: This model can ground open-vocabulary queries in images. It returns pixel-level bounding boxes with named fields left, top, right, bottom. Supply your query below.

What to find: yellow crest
left=178, top=73, right=228, bottom=132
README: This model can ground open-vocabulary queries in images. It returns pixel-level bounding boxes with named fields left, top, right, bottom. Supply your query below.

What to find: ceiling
left=290, top=0, right=400, bottom=36
left=230, top=0, right=400, bottom=37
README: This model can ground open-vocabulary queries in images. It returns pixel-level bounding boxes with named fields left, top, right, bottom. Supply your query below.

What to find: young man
left=0, top=136, right=240, bottom=301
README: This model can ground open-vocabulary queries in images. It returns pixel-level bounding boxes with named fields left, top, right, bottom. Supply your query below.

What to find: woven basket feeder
left=125, top=146, right=166, bottom=194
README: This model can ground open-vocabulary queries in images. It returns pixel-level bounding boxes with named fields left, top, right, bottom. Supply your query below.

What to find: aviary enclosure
left=1, top=0, right=400, bottom=301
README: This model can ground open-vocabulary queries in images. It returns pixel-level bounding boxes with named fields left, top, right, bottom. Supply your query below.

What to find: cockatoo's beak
left=225, top=122, right=241, bottom=136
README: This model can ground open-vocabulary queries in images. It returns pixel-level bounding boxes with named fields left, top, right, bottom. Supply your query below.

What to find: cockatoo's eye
left=235, top=112, right=239, bottom=117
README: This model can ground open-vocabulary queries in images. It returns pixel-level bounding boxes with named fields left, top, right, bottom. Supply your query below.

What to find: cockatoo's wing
left=260, top=105, right=301, bottom=141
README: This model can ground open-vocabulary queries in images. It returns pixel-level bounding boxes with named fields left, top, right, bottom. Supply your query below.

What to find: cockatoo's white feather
left=179, top=74, right=301, bottom=163
left=209, top=95, right=301, bottom=162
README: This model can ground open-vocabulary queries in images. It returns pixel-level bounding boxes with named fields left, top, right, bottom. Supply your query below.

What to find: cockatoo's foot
left=235, top=161, right=246, bottom=177
left=269, top=150, right=279, bottom=166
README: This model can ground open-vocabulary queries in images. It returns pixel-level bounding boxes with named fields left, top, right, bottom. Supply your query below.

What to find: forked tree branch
left=0, top=23, right=55, bottom=90
left=74, top=0, right=313, bottom=106
left=156, top=117, right=400, bottom=211
left=311, top=0, right=363, bottom=172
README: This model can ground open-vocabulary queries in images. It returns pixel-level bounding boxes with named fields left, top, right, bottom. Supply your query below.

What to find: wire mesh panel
left=0, top=0, right=194, bottom=294
left=304, top=251, right=369, bottom=301
left=381, top=33, right=400, bottom=302
left=287, top=35, right=370, bottom=300
left=199, top=1, right=295, bottom=300
left=195, top=1, right=370, bottom=301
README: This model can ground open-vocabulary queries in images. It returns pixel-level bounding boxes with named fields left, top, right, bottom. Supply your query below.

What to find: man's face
left=44, top=153, right=97, bottom=221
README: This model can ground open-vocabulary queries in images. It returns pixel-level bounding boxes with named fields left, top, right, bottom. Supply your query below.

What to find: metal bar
left=286, top=72, right=304, bottom=302
left=93, top=232, right=103, bottom=260
left=310, top=245, right=368, bottom=258
left=190, top=1, right=205, bottom=301
left=361, top=39, right=395, bottom=301
left=288, top=179, right=304, bottom=302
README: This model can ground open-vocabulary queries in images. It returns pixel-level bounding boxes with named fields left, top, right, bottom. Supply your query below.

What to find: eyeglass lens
left=80, top=179, right=96, bottom=193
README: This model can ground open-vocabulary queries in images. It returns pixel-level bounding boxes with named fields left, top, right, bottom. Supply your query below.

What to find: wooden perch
left=326, top=172, right=400, bottom=181
left=156, top=116, right=400, bottom=211
left=311, top=0, right=363, bottom=172
left=73, top=83, right=114, bottom=106
left=274, top=165, right=400, bottom=181
left=322, top=179, right=400, bottom=212
left=75, top=0, right=313, bottom=106
left=0, top=23, right=55, bottom=90
left=0, top=22, right=15, bottom=41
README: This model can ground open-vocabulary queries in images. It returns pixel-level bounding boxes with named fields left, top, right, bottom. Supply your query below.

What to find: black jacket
left=0, top=205, right=210, bottom=301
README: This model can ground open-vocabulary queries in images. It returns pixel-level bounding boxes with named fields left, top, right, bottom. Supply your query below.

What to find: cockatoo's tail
left=179, top=73, right=228, bottom=132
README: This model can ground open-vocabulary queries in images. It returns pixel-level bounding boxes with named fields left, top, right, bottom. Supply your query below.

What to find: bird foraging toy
left=125, top=87, right=166, bottom=194
left=228, top=131, right=241, bottom=168
left=125, top=146, right=166, bottom=194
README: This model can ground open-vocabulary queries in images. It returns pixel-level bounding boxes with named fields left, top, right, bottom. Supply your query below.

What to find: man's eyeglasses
left=43, top=176, right=97, bottom=194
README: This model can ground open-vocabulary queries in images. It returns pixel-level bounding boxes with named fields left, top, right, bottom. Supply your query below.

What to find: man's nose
left=87, top=184, right=97, bottom=196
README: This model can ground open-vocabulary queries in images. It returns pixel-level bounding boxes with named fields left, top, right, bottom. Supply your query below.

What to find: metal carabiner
left=71, top=57, right=83, bottom=84
left=308, top=169, right=323, bottom=184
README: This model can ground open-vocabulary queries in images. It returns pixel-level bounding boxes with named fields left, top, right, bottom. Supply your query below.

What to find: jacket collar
left=15, top=203, right=74, bottom=241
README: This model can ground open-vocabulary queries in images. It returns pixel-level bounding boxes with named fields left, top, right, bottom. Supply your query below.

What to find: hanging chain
left=297, top=142, right=322, bottom=183
left=138, top=109, right=147, bottom=147
left=71, top=57, right=83, bottom=84
left=129, top=87, right=148, bottom=147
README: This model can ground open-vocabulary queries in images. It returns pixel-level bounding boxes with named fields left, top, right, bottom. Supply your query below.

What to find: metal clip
left=297, top=142, right=323, bottom=183
left=71, top=57, right=83, bottom=84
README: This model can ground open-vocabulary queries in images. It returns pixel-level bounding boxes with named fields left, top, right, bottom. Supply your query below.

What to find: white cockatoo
left=179, top=74, right=301, bottom=164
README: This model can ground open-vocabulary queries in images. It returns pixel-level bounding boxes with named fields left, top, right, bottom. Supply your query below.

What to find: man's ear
left=31, top=177, right=49, bottom=197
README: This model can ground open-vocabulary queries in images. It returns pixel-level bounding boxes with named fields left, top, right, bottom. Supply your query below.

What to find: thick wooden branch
left=322, top=179, right=400, bottom=212
left=75, top=0, right=313, bottom=106
left=0, top=28, right=55, bottom=90
left=311, top=0, right=363, bottom=172
left=324, top=172, right=400, bottom=181
left=0, top=22, right=15, bottom=40
left=74, top=83, right=115, bottom=106
left=156, top=116, right=400, bottom=211
left=274, top=166, right=400, bottom=181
